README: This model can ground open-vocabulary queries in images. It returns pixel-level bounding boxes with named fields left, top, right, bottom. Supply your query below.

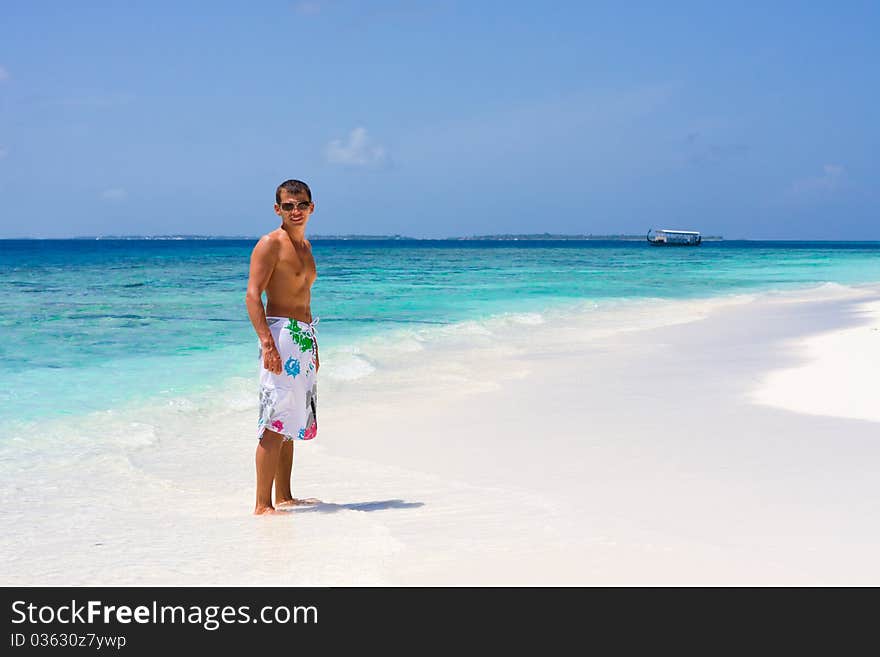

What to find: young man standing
left=245, top=179, right=320, bottom=515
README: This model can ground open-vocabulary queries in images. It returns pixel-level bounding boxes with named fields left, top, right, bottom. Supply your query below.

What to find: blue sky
left=1, top=1, right=877, bottom=239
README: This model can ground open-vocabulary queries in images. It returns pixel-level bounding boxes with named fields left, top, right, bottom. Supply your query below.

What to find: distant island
left=449, top=233, right=724, bottom=241
left=80, top=235, right=258, bottom=240
left=311, top=233, right=725, bottom=241
left=68, top=233, right=724, bottom=241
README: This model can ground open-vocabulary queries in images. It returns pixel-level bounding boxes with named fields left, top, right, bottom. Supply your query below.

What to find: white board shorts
left=257, top=317, right=318, bottom=442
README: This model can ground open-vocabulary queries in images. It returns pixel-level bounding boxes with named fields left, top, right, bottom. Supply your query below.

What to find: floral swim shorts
left=257, top=317, right=318, bottom=442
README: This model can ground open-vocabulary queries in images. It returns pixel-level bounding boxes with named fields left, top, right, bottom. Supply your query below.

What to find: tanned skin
left=246, top=188, right=319, bottom=515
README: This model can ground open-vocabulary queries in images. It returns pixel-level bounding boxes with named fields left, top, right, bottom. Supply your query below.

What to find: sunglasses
left=280, top=201, right=312, bottom=212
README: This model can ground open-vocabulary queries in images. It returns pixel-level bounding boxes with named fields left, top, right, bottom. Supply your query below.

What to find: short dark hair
left=275, top=179, right=312, bottom=204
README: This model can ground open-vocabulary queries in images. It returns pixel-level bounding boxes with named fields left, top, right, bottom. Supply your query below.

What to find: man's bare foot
left=275, top=497, right=322, bottom=508
left=254, top=505, right=280, bottom=515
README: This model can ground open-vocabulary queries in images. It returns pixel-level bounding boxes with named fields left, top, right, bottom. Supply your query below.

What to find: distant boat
left=647, top=229, right=702, bottom=246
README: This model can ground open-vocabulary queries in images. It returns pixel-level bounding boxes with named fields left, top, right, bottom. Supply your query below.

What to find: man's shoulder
left=261, top=229, right=289, bottom=245
left=252, top=230, right=284, bottom=256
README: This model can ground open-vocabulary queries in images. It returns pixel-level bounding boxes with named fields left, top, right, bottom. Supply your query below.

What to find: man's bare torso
left=263, top=228, right=316, bottom=321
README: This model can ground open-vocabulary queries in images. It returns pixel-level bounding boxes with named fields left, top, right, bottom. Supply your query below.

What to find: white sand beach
left=3, top=284, right=880, bottom=586
left=752, top=298, right=880, bottom=424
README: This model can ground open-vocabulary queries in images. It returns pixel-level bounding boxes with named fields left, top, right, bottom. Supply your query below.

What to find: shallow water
left=2, top=238, right=880, bottom=424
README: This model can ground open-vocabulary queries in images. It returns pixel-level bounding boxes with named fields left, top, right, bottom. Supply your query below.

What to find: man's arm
left=306, top=239, right=319, bottom=373
left=245, top=236, right=283, bottom=375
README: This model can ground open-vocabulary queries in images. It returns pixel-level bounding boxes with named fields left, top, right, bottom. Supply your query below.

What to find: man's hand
left=262, top=340, right=282, bottom=374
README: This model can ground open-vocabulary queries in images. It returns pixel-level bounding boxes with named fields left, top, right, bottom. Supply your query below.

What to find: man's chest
left=276, top=247, right=317, bottom=282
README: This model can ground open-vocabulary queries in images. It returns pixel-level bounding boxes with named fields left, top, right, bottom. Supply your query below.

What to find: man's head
left=275, top=179, right=312, bottom=204
left=274, top=179, right=314, bottom=230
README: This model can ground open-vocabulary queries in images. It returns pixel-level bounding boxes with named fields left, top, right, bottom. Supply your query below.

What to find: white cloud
left=789, top=164, right=847, bottom=197
left=101, top=188, right=127, bottom=201
left=53, top=93, right=133, bottom=108
left=294, top=1, right=323, bottom=15
left=0, top=66, right=8, bottom=81
left=326, top=127, right=387, bottom=167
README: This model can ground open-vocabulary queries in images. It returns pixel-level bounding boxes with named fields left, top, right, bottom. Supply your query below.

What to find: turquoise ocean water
left=2, top=239, right=880, bottom=429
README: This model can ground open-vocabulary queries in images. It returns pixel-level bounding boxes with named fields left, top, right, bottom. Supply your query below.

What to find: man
left=245, top=179, right=320, bottom=515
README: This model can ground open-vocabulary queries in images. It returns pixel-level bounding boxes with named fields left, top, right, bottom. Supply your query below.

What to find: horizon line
left=3, top=233, right=880, bottom=241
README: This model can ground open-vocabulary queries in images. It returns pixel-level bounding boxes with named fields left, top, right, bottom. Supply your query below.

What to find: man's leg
left=254, top=429, right=284, bottom=515
left=274, top=440, right=321, bottom=508
left=274, top=440, right=294, bottom=506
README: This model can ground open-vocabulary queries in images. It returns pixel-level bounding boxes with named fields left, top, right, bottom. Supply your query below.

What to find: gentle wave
left=2, top=281, right=875, bottom=452
left=4, top=237, right=880, bottom=425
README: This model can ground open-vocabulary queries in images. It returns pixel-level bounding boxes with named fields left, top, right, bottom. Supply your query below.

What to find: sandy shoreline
left=752, top=298, right=880, bottom=424
left=3, top=284, right=880, bottom=585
